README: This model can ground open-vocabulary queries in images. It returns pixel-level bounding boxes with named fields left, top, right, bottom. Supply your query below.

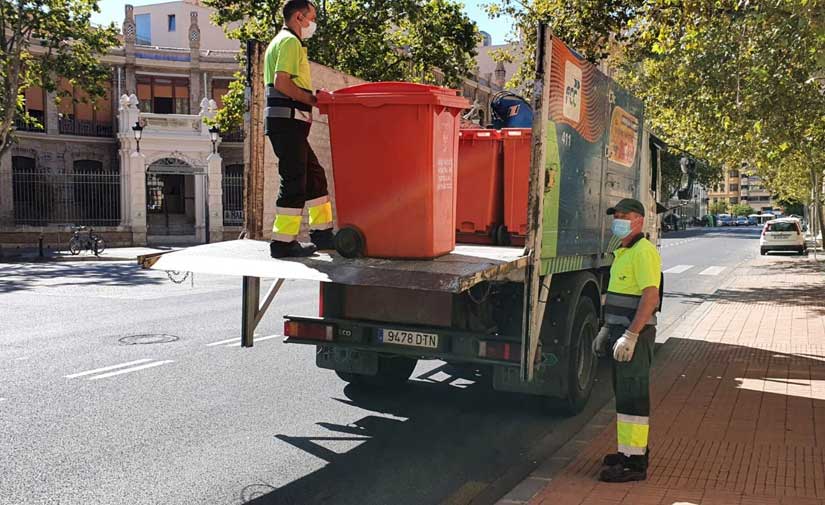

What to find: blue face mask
left=611, top=219, right=632, bottom=239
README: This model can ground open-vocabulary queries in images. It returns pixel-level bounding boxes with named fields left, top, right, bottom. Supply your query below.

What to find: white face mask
left=302, top=20, right=317, bottom=39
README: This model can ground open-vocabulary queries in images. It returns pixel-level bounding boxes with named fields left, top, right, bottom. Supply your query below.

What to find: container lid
left=317, top=81, right=470, bottom=110
left=459, top=129, right=502, bottom=140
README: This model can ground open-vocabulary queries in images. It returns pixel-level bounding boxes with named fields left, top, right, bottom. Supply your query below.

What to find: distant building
left=707, top=167, right=779, bottom=212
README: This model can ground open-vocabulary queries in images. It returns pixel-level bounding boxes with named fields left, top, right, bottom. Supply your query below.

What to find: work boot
left=270, top=240, right=317, bottom=258
left=599, top=462, right=647, bottom=483
left=310, top=229, right=335, bottom=251
left=602, top=453, right=627, bottom=467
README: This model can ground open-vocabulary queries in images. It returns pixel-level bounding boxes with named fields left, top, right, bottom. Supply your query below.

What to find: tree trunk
left=809, top=166, right=824, bottom=249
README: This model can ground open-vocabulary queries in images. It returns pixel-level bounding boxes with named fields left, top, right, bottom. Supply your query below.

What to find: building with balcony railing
left=0, top=0, right=499, bottom=250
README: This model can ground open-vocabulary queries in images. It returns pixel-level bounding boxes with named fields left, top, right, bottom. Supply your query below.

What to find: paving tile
left=512, top=256, right=825, bottom=505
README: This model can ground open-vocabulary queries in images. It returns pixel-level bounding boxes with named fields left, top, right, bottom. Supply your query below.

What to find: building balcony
left=14, top=116, right=46, bottom=133
left=59, top=118, right=114, bottom=138
left=221, top=127, right=244, bottom=142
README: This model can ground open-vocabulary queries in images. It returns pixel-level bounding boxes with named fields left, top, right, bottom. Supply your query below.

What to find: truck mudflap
left=283, top=315, right=523, bottom=368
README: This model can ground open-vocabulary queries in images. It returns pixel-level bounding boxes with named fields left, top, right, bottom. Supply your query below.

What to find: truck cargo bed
left=138, top=239, right=527, bottom=293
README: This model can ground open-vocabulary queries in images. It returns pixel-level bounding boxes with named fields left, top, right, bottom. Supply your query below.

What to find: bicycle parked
left=68, top=226, right=106, bottom=256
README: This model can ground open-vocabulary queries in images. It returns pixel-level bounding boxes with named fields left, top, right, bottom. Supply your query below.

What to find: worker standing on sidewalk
left=592, top=198, right=662, bottom=483
left=264, top=0, right=335, bottom=258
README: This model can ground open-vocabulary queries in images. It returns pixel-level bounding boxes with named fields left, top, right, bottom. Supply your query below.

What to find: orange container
left=456, top=129, right=503, bottom=244
left=502, top=128, right=532, bottom=242
left=317, top=82, right=469, bottom=259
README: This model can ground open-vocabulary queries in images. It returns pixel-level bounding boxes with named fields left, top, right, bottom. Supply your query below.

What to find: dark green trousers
left=608, top=324, right=655, bottom=470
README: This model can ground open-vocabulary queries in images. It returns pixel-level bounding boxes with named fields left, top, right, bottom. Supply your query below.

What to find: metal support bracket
left=241, top=276, right=285, bottom=347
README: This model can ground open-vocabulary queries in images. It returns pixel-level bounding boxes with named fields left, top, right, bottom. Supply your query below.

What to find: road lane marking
left=699, top=266, right=726, bottom=276
left=223, top=334, right=280, bottom=347
left=88, top=360, right=175, bottom=380
left=65, top=359, right=153, bottom=379
left=664, top=265, right=693, bottom=274
left=206, top=338, right=238, bottom=347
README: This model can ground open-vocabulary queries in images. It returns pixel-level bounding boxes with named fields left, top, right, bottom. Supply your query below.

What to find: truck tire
left=335, top=355, right=418, bottom=389
left=561, top=296, right=598, bottom=415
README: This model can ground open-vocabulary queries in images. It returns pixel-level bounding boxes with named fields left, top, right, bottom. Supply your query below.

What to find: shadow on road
left=241, top=362, right=614, bottom=505
left=0, top=262, right=164, bottom=294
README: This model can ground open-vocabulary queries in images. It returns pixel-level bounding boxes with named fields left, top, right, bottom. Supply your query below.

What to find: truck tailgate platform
left=138, top=239, right=527, bottom=293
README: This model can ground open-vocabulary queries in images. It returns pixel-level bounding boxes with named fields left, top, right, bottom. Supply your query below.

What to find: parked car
left=736, top=216, right=749, bottom=226
left=760, top=218, right=806, bottom=255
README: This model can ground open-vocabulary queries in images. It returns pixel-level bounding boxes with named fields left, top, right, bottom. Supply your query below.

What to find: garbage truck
left=139, top=27, right=664, bottom=414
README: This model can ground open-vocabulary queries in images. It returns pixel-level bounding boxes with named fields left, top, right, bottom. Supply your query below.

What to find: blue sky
left=91, top=0, right=514, bottom=45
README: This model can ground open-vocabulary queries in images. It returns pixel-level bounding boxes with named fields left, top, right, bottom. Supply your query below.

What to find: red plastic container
left=456, top=129, right=503, bottom=244
left=317, top=82, right=470, bottom=259
left=502, top=128, right=532, bottom=242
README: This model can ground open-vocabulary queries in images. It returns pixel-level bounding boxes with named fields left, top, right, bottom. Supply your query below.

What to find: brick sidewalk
left=528, top=255, right=825, bottom=505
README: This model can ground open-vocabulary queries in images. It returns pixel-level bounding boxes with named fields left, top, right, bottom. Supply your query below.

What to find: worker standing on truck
left=592, top=198, right=661, bottom=483
left=264, top=0, right=335, bottom=258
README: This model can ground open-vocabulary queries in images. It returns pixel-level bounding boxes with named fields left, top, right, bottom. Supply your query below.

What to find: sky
left=91, top=0, right=515, bottom=45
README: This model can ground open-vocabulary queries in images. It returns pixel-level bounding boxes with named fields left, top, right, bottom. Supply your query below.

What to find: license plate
left=771, top=233, right=790, bottom=239
left=379, top=329, right=439, bottom=349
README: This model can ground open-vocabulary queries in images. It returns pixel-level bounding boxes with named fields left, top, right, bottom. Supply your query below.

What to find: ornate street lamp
left=132, top=121, right=144, bottom=153
left=208, top=125, right=220, bottom=154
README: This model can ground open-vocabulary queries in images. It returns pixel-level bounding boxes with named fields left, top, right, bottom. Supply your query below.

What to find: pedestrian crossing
left=663, top=264, right=727, bottom=276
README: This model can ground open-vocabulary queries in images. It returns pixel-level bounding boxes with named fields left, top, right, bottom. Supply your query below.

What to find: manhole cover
left=119, top=334, right=179, bottom=345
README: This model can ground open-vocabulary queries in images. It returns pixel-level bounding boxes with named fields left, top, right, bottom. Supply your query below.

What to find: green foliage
left=207, top=70, right=245, bottom=133
left=205, top=0, right=480, bottom=130
left=730, top=203, right=753, bottom=217
left=708, top=201, right=729, bottom=215
left=488, top=0, right=825, bottom=216
left=660, top=151, right=722, bottom=200
left=0, top=0, right=119, bottom=156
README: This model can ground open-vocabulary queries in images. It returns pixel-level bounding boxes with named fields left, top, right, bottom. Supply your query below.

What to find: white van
left=760, top=218, right=806, bottom=255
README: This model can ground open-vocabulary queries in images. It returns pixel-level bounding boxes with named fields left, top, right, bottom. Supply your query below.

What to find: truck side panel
left=539, top=38, right=646, bottom=274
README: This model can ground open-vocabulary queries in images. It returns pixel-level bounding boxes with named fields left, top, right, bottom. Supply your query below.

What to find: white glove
left=592, top=326, right=610, bottom=357
left=613, top=329, right=639, bottom=362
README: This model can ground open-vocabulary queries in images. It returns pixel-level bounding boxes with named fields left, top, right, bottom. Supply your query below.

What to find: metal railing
left=14, top=116, right=45, bottom=133
left=58, top=118, right=114, bottom=138
left=12, top=170, right=121, bottom=226
left=222, top=168, right=244, bottom=226
left=221, top=127, right=244, bottom=142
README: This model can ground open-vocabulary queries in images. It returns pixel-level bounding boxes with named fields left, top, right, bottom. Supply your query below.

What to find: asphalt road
left=0, top=227, right=763, bottom=505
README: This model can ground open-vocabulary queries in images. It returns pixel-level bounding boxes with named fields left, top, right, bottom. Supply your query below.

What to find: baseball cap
left=606, top=198, right=645, bottom=216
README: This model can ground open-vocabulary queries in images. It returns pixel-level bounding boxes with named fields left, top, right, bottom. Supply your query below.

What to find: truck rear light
left=319, top=284, right=325, bottom=317
left=284, top=320, right=334, bottom=341
left=479, top=341, right=521, bottom=362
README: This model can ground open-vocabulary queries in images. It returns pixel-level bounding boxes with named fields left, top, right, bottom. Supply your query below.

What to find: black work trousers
left=265, top=118, right=329, bottom=209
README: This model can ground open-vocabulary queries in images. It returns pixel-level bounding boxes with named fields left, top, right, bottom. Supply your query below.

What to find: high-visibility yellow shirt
left=608, top=237, right=661, bottom=296
left=263, top=29, right=312, bottom=91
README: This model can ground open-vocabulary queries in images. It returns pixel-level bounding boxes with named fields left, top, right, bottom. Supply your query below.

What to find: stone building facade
left=0, top=2, right=503, bottom=251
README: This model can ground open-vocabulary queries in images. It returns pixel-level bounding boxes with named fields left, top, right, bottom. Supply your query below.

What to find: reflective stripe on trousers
left=272, top=207, right=302, bottom=241
left=307, top=195, right=333, bottom=230
left=617, top=413, right=649, bottom=456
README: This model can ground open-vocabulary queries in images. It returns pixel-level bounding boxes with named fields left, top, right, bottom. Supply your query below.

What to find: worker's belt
left=265, top=84, right=312, bottom=123
left=604, top=292, right=657, bottom=327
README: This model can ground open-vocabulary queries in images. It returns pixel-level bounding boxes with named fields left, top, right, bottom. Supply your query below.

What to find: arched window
left=222, top=164, right=244, bottom=226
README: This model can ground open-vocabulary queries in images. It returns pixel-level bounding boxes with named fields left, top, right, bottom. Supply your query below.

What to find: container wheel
left=494, top=224, right=511, bottom=246
left=334, top=226, right=365, bottom=258
left=561, top=297, right=598, bottom=415
left=335, top=355, right=418, bottom=389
